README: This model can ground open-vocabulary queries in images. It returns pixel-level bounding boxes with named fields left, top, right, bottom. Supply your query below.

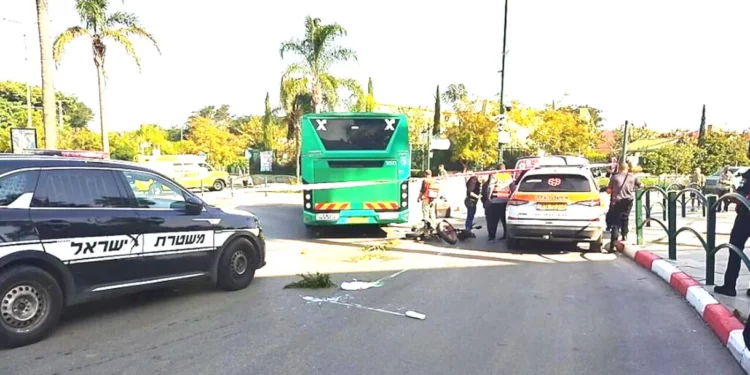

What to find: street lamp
left=497, top=0, right=509, bottom=164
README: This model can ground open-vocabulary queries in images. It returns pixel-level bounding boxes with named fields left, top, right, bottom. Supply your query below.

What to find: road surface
left=0, top=192, right=743, bottom=375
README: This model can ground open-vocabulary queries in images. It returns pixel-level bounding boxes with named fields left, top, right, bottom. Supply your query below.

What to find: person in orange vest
left=418, top=170, right=439, bottom=226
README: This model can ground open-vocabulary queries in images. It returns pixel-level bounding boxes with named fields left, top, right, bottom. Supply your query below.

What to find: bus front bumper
left=304, top=210, right=409, bottom=225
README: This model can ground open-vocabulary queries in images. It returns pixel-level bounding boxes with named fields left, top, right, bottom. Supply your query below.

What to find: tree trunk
left=36, top=0, right=56, bottom=149
left=312, top=79, right=322, bottom=113
left=95, top=64, right=109, bottom=154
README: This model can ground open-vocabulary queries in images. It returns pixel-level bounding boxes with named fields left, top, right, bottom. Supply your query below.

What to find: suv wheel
left=217, top=238, right=256, bottom=291
left=212, top=180, right=225, bottom=192
left=0, top=266, right=63, bottom=348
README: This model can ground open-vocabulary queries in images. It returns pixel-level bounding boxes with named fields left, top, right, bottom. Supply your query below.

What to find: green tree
left=109, top=131, right=140, bottom=160
left=445, top=98, right=498, bottom=169
left=53, top=0, right=161, bottom=154
left=442, top=83, right=467, bottom=110
left=35, top=0, right=57, bottom=149
left=612, top=122, right=658, bottom=156
left=279, top=16, right=362, bottom=116
left=280, top=75, right=314, bottom=179
left=693, top=132, right=750, bottom=175
left=530, top=107, right=598, bottom=155
left=433, top=85, right=441, bottom=136
left=640, top=142, right=699, bottom=175
left=185, top=116, right=242, bottom=168
left=365, top=77, right=375, bottom=112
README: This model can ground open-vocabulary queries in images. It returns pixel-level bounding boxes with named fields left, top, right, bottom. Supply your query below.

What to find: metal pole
left=498, top=0, right=509, bottom=165
left=668, top=191, right=677, bottom=260
left=23, top=32, right=32, bottom=128
left=706, top=195, right=717, bottom=285
left=635, top=189, right=643, bottom=245
left=620, top=120, right=629, bottom=163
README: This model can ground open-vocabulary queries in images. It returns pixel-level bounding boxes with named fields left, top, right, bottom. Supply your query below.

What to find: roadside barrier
left=635, top=187, right=750, bottom=285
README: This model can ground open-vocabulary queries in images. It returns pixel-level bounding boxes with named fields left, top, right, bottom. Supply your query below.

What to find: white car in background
left=506, top=166, right=606, bottom=252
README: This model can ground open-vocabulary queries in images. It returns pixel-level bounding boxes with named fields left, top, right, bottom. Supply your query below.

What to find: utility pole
left=498, top=0, right=509, bottom=164
left=620, top=120, right=629, bottom=163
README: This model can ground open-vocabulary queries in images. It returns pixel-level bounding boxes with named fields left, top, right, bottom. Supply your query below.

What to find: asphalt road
left=0, top=193, right=744, bottom=375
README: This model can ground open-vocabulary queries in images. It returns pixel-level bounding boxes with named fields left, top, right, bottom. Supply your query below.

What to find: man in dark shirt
left=714, top=169, right=750, bottom=297
left=606, top=162, right=642, bottom=249
left=464, top=173, right=481, bottom=237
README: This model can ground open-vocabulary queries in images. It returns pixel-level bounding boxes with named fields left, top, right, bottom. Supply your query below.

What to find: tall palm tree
left=280, top=76, right=313, bottom=179
left=36, top=0, right=57, bottom=149
left=279, top=16, right=362, bottom=117
left=53, top=0, right=160, bottom=154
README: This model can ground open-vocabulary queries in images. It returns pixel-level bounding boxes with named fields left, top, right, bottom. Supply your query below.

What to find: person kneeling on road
left=464, top=173, right=481, bottom=237
left=714, top=169, right=750, bottom=297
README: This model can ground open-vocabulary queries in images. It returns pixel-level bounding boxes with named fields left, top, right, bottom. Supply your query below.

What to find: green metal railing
left=635, top=188, right=750, bottom=285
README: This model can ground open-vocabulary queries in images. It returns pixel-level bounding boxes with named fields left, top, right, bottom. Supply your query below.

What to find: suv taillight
left=508, top=198, right=530, bottom=206
left=575, top=199, right=601, bottom=207
left=400, top=181, right=408, bottom=208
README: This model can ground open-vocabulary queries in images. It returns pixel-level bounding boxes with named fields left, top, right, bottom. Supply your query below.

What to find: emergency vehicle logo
left=548, top=177, right=562, bottom=187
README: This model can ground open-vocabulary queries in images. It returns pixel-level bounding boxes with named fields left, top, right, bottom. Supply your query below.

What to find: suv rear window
left=314, top=118, right=398, bottom=151
left=518, top=174, right=592, bottom=193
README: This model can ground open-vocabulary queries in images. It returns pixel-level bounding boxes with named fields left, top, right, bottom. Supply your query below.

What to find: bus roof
left=302, top=112, right=405, bottom=119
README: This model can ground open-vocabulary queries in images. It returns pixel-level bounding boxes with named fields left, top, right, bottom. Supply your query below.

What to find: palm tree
left=279, top=16, right=362, bottom=116
left=280, top=76, right=313, bottom=179
left=53, top=0, right=160, bottom=154
left=443, top=83, right=468, bottom=109
left=36, top=0, right=57, bottom=149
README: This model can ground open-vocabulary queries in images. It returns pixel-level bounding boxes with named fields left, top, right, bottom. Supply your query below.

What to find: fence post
left=645, top=191, right=652, bottom=227
left=635, top=189, right=643, bottom=245
left=662, top=195, right=668, bottom=222
left=681, top=193, right=686, bottom=218
left=706, top=195, right=717, bottom=285
left=668, top=191, right=677, bottom=260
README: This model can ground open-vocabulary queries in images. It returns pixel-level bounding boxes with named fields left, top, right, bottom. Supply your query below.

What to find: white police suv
left=0, top=155, right=265, bottom=348
left=506, top=165, right=606, bottom=252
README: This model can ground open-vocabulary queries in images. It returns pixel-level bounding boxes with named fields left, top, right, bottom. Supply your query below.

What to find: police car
left=0, top=155, right=265, bottom=348
left=505, top=165, right=605, bottom=252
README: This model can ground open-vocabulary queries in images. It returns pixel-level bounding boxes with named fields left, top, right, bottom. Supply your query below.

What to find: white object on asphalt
left=405, top=311, right=426, bottom=320
left=340, top=279, right=383, bottom=291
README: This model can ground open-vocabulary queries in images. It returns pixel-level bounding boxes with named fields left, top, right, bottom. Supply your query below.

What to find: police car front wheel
left=217, top=238, right=257, bottom=291
left=0, top=266, right=63, bottom=349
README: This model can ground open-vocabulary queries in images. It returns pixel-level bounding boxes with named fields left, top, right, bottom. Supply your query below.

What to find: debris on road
left=405, top=311, right=426, bottom=320
left=340, top=279, right=384, bottom=291
left=284, top=272, right=336, bottom=289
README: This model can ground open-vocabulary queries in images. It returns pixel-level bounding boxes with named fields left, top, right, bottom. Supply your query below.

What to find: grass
left=283, top=272, right=336, bottom=289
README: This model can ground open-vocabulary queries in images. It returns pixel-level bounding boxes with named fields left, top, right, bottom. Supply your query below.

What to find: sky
left=1, top=0, right=749, bottom=133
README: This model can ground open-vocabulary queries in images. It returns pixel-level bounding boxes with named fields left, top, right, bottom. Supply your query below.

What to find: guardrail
left=635, top=187, right=750, bottom=285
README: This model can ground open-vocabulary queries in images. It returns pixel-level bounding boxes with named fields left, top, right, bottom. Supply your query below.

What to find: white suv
left=506, top=166, right=605, bottom=252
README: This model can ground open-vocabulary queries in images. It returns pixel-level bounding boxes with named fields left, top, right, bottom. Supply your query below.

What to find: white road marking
left=302, top=295, right=407, bottom=318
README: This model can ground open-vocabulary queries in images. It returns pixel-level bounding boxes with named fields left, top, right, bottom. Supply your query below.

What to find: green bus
left=301, top=112, right=411, bottom=227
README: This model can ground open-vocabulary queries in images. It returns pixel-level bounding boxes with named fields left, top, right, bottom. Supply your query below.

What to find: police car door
left=30, top=168, right=143, bottom=293
left=116, top=169, right=216, bottom=279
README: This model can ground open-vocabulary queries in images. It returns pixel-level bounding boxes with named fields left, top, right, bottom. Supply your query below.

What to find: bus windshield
left=314, top=118, right=399, bottom=151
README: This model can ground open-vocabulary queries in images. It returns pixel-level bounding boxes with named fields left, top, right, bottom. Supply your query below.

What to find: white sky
left=1, top=0, right=748, bottom=132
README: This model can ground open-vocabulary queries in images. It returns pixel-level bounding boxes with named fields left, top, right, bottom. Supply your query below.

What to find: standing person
left=606, top=156, right=619, bottom=177
left=606, top=162, right=642, bottom=249
left=483, top=164, right=514, bottom=242
left=689, top=167, right=706, bottom=212
left=437, top=164, right=448, bottom=177
left=464, top=173, right=481, bottom=237
left=714, top=169, right=750, bottom=297
left=718, top=166, right=734, bottom=212
left=418, top=170, right=439, bottom=227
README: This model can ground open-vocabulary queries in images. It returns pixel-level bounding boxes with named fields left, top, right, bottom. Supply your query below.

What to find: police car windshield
left=518, top=174, right=592, bottom=193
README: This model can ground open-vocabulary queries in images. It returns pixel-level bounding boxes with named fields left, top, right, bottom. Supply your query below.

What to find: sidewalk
left=635, top=200, right=750, bottom=319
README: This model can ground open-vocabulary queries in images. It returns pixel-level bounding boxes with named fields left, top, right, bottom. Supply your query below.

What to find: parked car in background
left=704, top=166, right=750, bottom=195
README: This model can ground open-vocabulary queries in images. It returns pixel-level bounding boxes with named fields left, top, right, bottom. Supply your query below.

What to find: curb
left=618, top=241, right=750, bottom=373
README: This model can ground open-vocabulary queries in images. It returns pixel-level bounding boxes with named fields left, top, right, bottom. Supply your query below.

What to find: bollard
left=635, top=189, right=643, bottom=245
left=706, top=195, right=717, bottom=285
left=681, top=193, right=686, bottom=218
left=200, top=180, right=204, bottom=197
left=668, top=191, right=677, bottom=260
left=230, top=176, right=234, bottom=198
left=264, top=175, right=268, bottom=197
left=645, top=190, right=652, bottom=227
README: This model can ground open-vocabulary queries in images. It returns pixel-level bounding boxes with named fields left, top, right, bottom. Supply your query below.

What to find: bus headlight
left=303, top=190, right=312, bottom=211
